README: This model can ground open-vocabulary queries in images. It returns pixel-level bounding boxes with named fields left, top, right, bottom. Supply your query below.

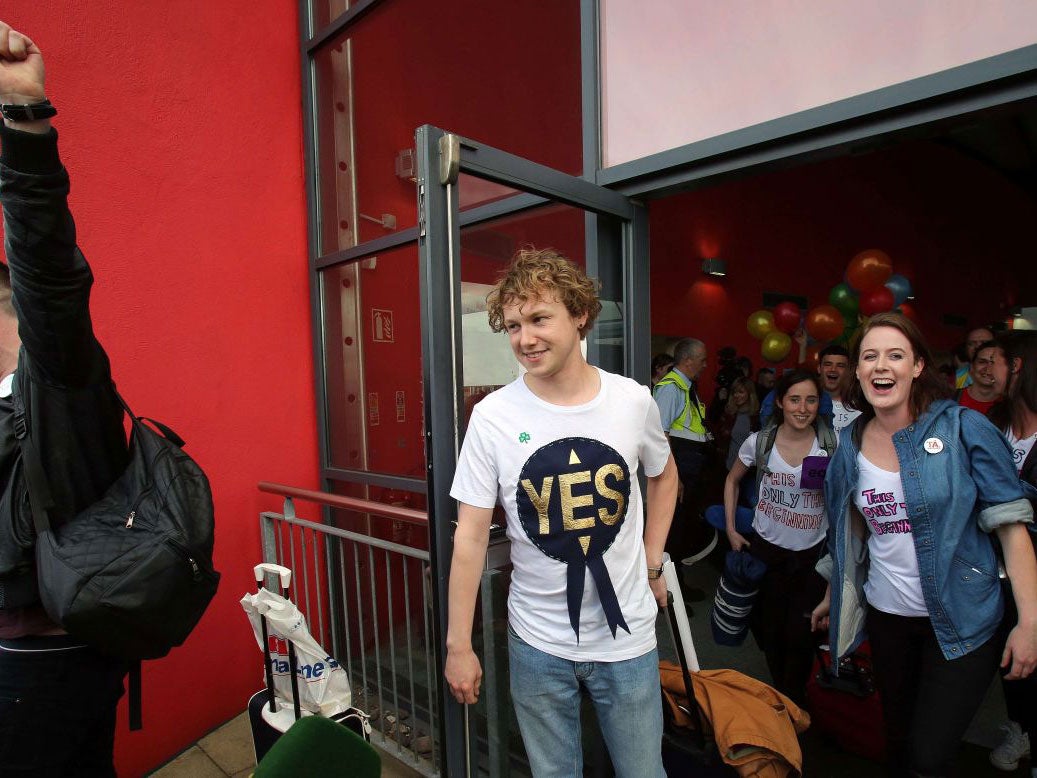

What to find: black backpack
left=13, top=385, right=220, bottom=726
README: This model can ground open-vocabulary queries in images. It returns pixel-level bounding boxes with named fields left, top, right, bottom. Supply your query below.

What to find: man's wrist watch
left=0, top=99, right=57, bottom=122
left=647, top=565, right=664, bottom=580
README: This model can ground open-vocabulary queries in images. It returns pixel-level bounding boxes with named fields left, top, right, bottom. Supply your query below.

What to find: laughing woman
left=811, top=312, right=1037, bottom=777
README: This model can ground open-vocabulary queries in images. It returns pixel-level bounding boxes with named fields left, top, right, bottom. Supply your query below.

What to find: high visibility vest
left=654, top=369, right=707, bottom=436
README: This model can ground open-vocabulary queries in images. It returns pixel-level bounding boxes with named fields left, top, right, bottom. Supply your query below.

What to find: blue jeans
left=508, top=627, right=665, bottom=778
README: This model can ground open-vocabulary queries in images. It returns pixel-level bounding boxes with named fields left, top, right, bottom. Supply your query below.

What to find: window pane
left=310, top=0, right=351, bottom=33
left=458, top=201, right=625, bottom=428
left=321, top=244, right=426, bottom=477
left=458, top=173, right=520, bottom=215
left=313, top=0, right=583, bottom=253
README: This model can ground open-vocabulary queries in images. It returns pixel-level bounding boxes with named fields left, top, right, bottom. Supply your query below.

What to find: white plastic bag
left=240, top=588, right=352, bottom=717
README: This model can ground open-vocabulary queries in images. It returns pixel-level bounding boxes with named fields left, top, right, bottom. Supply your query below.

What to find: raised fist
left=0, top=22, right=46, bottom=103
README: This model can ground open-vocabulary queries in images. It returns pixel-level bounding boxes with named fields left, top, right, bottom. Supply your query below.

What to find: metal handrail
left=257, top=497, right=439, bottom=776
left=258, top=481, right=429, bottom=526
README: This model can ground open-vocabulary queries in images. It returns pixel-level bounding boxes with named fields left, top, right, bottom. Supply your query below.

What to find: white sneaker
left=989, top=721, right=1030, bottom=772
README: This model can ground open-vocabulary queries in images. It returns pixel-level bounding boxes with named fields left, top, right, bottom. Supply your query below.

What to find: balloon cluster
left=745, top=249, right=913, bottom=362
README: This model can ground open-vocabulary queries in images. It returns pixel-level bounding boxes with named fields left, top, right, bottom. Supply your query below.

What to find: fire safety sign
left=372, top=309, right=394, bottom=342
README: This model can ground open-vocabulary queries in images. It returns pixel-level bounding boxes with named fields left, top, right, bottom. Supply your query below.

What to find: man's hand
left=649, top=575, right=668, bottom=608
left=445, top=646, right=483, bottom=705
left=0, top=22, right=46, bottom=103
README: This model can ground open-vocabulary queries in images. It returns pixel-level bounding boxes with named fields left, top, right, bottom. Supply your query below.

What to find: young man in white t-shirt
left=445, top=249, right=678, bottom=778
left=819, top=344, right=862, bottom=435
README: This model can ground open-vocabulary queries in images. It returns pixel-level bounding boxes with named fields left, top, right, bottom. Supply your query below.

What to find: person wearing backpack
left=722, top=369, right=834, bottom=706
left=0, top=23, right=132, bottom=776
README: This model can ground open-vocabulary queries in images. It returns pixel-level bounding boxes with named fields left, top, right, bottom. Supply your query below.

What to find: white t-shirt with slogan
left=738, top=432, right=828, bottom=551
left=856, top=453, right=927, bottom=617
left=450, top=368, right=671, bottom=662
left=831, top=399, right=862, bottom=436
left=1008, top=429, right=1037, bottom=475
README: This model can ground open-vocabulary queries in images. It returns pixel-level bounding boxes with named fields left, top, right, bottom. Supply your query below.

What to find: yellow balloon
left=746, top=309, right=776, bottom=340
left=761, top=331, right=792, bottom=363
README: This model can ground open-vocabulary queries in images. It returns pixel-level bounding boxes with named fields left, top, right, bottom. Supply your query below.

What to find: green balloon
left=829, top=283, right=860, bottom=318
left=837, top=324, right=859, bottom=347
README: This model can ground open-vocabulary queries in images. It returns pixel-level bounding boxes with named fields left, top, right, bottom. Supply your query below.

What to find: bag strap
left=11, top=377, right=55, bottom=535
left=115, top=391, right=185, bottom=448
left=754, top=422, right=778, bottom=499
left=816, top=416, right=837, bottom=458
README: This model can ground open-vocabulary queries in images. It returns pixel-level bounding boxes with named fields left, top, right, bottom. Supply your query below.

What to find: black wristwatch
left=0, top=99, right=57, bottom=122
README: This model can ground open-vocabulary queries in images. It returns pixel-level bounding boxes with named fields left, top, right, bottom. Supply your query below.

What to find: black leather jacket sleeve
left=2, top=125, right=111, bottom=388
left=0, top=124, right=129, bottom=582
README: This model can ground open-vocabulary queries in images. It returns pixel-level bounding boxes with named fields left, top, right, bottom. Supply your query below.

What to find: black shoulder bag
left=13, top=383, right=220, bottom=728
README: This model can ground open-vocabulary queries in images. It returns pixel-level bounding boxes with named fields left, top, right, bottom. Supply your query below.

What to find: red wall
left=1, top=3, right=317, bottom=775
left=649, top=139, right=1037, bottom=397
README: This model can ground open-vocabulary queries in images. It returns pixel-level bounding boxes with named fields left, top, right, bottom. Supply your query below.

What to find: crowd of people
left=653, top=318, right=1037, bottom=776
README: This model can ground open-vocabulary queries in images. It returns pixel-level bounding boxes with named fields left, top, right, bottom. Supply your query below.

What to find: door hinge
left=418, top=183, right=426, bottom=238
left=439, top=133, right=460, bottom=186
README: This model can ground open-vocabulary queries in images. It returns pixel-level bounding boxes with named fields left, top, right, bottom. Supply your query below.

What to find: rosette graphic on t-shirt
left=516, top=437, right=631, bottom=642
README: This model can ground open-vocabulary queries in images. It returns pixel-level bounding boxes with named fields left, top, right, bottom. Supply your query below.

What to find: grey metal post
left=416, top=124, right=469, bottom=777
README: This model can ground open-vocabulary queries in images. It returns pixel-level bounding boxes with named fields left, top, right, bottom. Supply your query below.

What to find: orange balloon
left=805, top=305, right=845, bottom=342
left=846, top=249, right=893, bottom=293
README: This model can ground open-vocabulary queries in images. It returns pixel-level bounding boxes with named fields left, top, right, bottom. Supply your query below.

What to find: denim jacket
left=820, top=399, right=1033, bottom=661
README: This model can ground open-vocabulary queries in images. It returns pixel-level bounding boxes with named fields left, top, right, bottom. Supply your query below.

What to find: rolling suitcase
left=805, top=641, right=886, bottom=762
left=245, top=563, right=370, bottom=763
left=658, top=556, right=735, bottom=776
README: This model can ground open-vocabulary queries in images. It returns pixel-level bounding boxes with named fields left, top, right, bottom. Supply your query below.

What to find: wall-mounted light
left=701, top=258, right=727, bottom=277
left=907, top=294, right=916, bottom=300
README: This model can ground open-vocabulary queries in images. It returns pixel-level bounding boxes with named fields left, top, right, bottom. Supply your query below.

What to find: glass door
left=416, top=126, right=648, bottom=777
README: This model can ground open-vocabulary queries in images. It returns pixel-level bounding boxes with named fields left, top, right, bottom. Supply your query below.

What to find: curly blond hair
left=485, top=248, right=601, bottom=338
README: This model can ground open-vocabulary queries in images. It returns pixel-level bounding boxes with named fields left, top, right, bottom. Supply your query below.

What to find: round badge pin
left=923, top=437, right=944, bottom=454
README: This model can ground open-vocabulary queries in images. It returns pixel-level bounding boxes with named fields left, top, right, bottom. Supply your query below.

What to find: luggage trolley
left=245, top=563, right=369, bottom=763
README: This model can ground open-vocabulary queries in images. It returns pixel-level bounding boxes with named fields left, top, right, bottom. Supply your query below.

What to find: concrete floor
left=147, top=712, right=422, bottom=778
left=676, top=541, right=1027, bottom=777
left=148, top=545, right=1027, bottom=777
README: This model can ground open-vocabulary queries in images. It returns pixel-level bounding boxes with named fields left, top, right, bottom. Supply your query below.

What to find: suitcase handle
left=255, top=563, right=292, bottom=589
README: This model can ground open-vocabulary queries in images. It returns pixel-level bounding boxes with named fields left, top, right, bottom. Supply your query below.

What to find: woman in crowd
left=651, top=353, right=674, bottom=389
left=714, top=376, right=761, bottom=473
left=724, top=369, right=832, bottom=705
left=987, top=331, right=1037, bottom=775
left=811, top=312, right=1037, bottom=777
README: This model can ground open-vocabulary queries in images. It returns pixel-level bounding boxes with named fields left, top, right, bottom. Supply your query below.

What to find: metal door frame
left=415, top=124, right=648, bottom=776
